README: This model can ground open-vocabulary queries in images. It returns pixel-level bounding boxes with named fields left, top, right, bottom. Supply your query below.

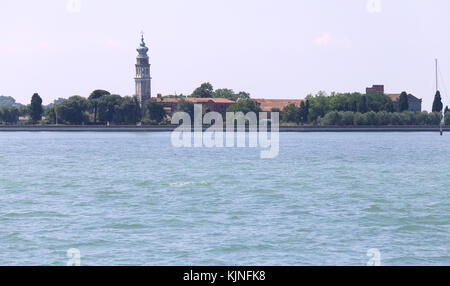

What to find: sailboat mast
left=436, top=58, right=444, bottom=135
left=436, top=58, right=439, bottom=92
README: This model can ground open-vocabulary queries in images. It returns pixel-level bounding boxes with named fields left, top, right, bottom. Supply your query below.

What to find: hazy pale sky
left=1, top=0, right=450, bottom=110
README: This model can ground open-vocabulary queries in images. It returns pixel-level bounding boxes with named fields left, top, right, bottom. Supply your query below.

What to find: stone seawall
left=0, top=125, right=448, bottom=132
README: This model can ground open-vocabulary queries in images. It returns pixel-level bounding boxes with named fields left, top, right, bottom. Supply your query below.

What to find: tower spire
left=135, top=33, right=151, bottom=114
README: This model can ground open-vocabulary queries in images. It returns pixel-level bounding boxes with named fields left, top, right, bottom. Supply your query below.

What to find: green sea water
left=0, top=132, right=449, bottom=265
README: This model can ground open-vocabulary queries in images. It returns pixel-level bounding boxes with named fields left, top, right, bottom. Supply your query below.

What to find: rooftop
left=253, top=98, right=304, bottom=111
left=159, top=97, right=235, bottom=104
left=387, top=93, right=422, bottom=101
left=387, top=93, right=401, bottom=101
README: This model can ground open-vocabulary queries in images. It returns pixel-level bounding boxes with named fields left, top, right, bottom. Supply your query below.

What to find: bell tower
left=135, top=33, right=151, bottom=111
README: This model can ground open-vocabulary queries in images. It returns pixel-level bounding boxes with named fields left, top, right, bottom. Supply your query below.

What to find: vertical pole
left=436, top=58, right=438, bottom=92
left=436, top=59, right=443, bottom=135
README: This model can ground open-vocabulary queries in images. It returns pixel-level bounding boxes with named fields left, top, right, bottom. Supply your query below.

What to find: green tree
left=271, top=108, right=280, bottom=113
left=427, top=112, right=442, bottom=125
left=144, top=98, right=166, bottom=124
left=341, top=111, right=354, bottom=125
left=398, top=92, right=409, bottom=112
left=385, top=100, right=394, bottom=113
left=365, top=111, right=378, bottom=125
left=191, top=82, right=214, bottom=98
left=55, top=96, right=89, bottom=125
left=281, top=104, right=300, bottom=123
left=305, top=100, right=310, bottom=121
left=46, top=98, right=65, bottom=108
left=354, top=112, right=368, bottom=125
left=0, top=107, right=19, bottom=124
left=236, top=91, right=251, bottom=100
left=213, top=89, right=251, bottom=101
left=376, top=111, right=391, bottom=125
left=366, top=93, right=393, bottom=112
left=305, top=92, right=331, bottom=121
left=115, top=96, right=141, bottom=125
left=226, top=99, right=262, bottom=114
left=414, top=111, right=428, bottom=125
left=298, top=101, right=308, bottom=123
left=18, top=105, right=30, bottom=117
left=320, top=111, right=341, bottom=125
left=213, top=89, right=234, bottom=100
left=45, top=106, right=57, bottom=124
left=97, top=94, right=123, bottom=125
left=358, top=95, right=368, bottom=113
left=0, top=108, right=4, bottom=124
left=176, top=98, right=195, bottom=120
left=352, top=100, right=358, bottom=112
left=30, top=93, right=43, bottom=123
left=0, top=96, right=18, bottom=107
left=432, top=91, right=443, bottom=113
left=89, top=89, right=110, bottom=124
left=445, top=106, right=449, bottom=114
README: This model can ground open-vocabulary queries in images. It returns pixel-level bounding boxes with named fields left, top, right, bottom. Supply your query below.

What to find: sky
left=1, top=0, right=450, bottom=111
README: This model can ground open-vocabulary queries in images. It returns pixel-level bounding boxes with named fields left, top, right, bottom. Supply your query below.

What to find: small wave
left=169, top=181, right=208, bottom=187
left=396, top=225, right=429, bottom=232
left=1, top=211, right=68, bottom=218
left=104, top=223, right=147, bottom=230
left=363, top=205, right=382, bottom=212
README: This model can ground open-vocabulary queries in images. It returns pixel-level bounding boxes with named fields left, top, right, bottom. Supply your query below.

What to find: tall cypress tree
left=352, top=100, right=358, bottom=112
left=305, top=99, right=310, bottom=122
left=398, top=92, right=409, bottom=112
left=386, top=100, right=394, bottom=112
left=432, top=91, right=443, bottom=113
left=30, top=93, right=43, bottom=123
left=358, top=95, right=368, bottom=113
left=298, top=101, right=306, bottom=123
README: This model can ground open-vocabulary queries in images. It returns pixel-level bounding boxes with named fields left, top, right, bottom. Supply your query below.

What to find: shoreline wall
left=0, top=125, right=448, bottom=132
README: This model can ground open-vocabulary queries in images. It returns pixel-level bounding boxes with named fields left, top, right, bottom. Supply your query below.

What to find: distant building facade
left=254, top=99, right=304, bottom=112
left=366, top=85, right=384, bottom=94
left=135, top=35, right=151, bottom=110
left=155, top=97, right=307, bottom=118
left=156, top=95, right=235, bottom=115
left=366, top=84, right=422, bottom=112
left=254, top=98, right=304, bottom=118
left=387, top=94, right=422, bottom=112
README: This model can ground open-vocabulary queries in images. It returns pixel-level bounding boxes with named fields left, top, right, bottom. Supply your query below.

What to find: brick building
left=253, top=98, right=304, bottom=119
left=254, top=99, right=304, bottom=112
left=366, top=85, right=385, bottom=94
left=156, top=95, right=235, bottom=115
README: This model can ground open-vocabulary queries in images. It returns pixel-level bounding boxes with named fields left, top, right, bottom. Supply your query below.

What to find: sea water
left=0, top=132, right=448, bottom=265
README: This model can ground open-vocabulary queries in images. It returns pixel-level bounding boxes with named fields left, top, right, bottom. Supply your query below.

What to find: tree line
left=319, top=111, right=449, bottom=126
left=278, top=91, right=449, bottom=126
left=1, top=86, right=448, bottom=126
left=164, top=82, right=251, bottom=102
left=0, top=91, right=145, bottom=125
left=0, top=83, right=253, bottom=125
